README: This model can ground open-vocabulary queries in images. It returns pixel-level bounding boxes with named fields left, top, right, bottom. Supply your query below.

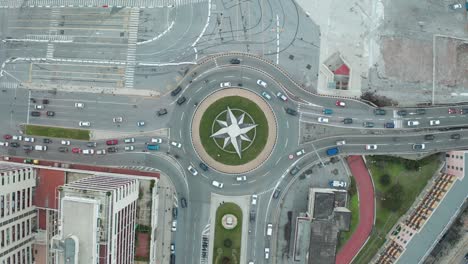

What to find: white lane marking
left=195, top=86, right=203, bottom=93
left=242, top=76, right=251, bottom=80
left=224, top=75, right=235, bottom=78
left=26, top=90, right=31, bottom=124
left=179, top=130, right=182, bottom=138
left=260, top=171, right=270, bottom=177
left=275, top=157, right=281, bottom=166
left=286, top=120, right=289, bottom=128
left=284, top=138, right=288, bottom=148
left=276, top=14, right=280, bottom=64
left=181, top=112, right=185, bottom=121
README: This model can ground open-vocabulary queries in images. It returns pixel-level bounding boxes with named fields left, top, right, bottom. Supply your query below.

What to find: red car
left=3, top=134, right=12, bottom=140
left=336, top=100, right=346, bottom=107
left=106, top=139, right=118, bottom=145
left=72, top=148, right=81, bottom=154
left=448, top=108, right=457, bottom=114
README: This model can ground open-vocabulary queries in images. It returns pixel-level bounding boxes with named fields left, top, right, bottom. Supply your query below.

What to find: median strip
left=24, top=124, right=90, bottom=140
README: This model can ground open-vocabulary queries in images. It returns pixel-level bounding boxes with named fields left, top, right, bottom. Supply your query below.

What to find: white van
left=266, top=223, right=273, bottom=236
left=34, top=145, right=47, bottom=151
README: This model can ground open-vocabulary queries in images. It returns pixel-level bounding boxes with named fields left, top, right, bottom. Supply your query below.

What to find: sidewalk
left=154, top=176, right=176, bottom=264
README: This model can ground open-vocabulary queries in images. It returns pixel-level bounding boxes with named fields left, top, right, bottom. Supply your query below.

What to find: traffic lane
left=400, top=114, right=468, bottom=129
left=299, top=113, right=392, bottom=130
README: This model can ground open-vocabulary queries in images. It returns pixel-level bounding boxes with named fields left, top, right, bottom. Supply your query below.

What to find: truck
left=326, top=147, right=339, bottom=156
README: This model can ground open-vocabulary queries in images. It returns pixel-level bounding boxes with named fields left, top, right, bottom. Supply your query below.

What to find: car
left=79, top=121, right=91, bottom=127
left=171, top=220, right=177, bottom=232
left=343, top=118, right=353, bottom=124
left=34, top=105, right=44, bottom=110
left=113, top=117, right=123, bottom=123
left=12, top=135, right=23, bottom=141
left=289, top=166, right=300, bottom=175
left=407, top=120, right=419, bottom=126
left=266, top=224, right=273, bottom=236
left=285, top=108, right=298, bottom=116
left=34, top=145, right=48, bottom=151
left=10, top=142, right=19, bottom=148
left=236, top=175, right=247, bottom=182
left=374, top=108, right=386, bottom=115
left=180, top=198, right=187, bottom=208
left=43, top=138, right=52, bottom=144
left=251, top=194, right=258, bottom=205
left=329, top=180, right=347, bottom=188
left=42, top=99, right=49, bottom=104
left=230, top=58, right=241, bottom=64
left=413, top=144, right=426, bottom=150
left=416, top=109, right=426, bottom=115
left=220, top=82, right=231, bottom=88
left=170, top=243, right=175, bottom=254
left=124, top=146, right=135, bottom=151
left=3, top=134, right=12, bottom=140
left=424, top=135, right=435, bottom=140
left=336, top=100, right=346, bottom=107
left=176, top=96, right=186, bottom=105
left=106, top=139, right=118, bottom=145
left=261, top=91, right=272, bottom=100
left=24, top=137, right=35, bottom=143
left=61, top=140, right=71, bottom=145
left=171, top=141, right=182, bottom=148
left=86, top=142, right=97, bottom=148
left=322, top=109, right=333, bottom=115
left=264, top=248, right=270, bottom=259
left=199, top=162, right=209, bottom=171
left=365, top=144, right=377, bottom=150
left=276, top=92, right=288, bottom=101
left=72, top=147, right=81, bottom=153
left=448, top=108, right=457, bottom=114
left=136, top=121, right=145, bottom=127
left=188, top=165, right=198, bottom=176
left=449, top=3, right=463, bottom=9
left=0, top=142, right=9, bottom=147
left=107, top=147, right=117, bottom=153
left=124, top=138, right=135, bottom=143
left=157, top=108, right=168, bottom=116
left=385, top=122, right=395, bottom=128
left=171, top=86, right=182, bottom=96
left=273, top=189, right=281, bottom=199
left=250, top=210, right=256, bottom=222
left=75, top=102, right=84, bottom=108
left=147, top=144, right=160, bottom=151
left=46, top=111, right=55, bottom=117
left=363, top=121, right=375, bottom=128
left=151, top=138, right=162, bottom=143
left=296, top=149, right=305, bottom=157
left=82, top=149, right=94, bottom=155
left=336, top=140, right=346, bottom=146
left=211, top=180, right=224, bottom=188
left=430, top=120, right=440, bottom=126
left=450, top=133, right=461, bottom=140
left=31, top=111, right=40, bottom=117
left=257, top=79, right=267, bottom=88
left=397, top=110, right=407, bottom=116
left=23, top=145, right=33, bottom=151
left=172, top=207, right=178, bottom=219
left=317, top=117, right=329, bottom=123
left=58, top=147, right=68, bottom=152
left=96, top=149, right=106, bottom=155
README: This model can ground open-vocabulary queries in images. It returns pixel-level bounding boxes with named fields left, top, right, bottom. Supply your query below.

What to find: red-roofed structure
left=33, top=169, right=65, bottom=209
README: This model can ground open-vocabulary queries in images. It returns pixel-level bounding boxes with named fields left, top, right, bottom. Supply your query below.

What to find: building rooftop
left=308, top=220, right=339, bottom=264
left=313, top=192, right=335, bottom=220
left=64, top=175, right=136, bottom=192
left=334, top=208, right=352, bottom=232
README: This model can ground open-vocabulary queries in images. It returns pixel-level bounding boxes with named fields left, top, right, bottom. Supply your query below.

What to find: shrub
left=223, top=239, right=232, bottom=248
left=380, top=174, right=391, bottom=186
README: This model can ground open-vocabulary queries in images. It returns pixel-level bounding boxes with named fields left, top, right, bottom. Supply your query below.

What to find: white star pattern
left=210, top=107, right=257, bottom=158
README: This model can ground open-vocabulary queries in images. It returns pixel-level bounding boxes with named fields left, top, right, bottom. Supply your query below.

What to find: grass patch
left=337, top=177, right=359, bottom=250
left=352, top=154, right=441, bottom=264
left=25, top=125, right=90, bottom=140
left=199, top=96, right=268, bottom=165
left=213, top=203, right=242, bottom=264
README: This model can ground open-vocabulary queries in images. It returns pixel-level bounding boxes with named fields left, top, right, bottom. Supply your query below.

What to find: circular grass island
left=213, top=203, right=242, bottom=264
left=198, top=96, right=269, bottom=166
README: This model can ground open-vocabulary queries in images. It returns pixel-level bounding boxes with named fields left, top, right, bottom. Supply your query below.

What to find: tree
left=382, top=184, right=404, bottom=212
left=223, top=239, right=232, bottom=248
left=380, top=174, right=391, bottom=186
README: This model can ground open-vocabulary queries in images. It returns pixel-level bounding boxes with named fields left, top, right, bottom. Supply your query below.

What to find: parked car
left=42, top=99, right=49, bottom=104
left=171, top=86, right=182, bottom=96
left=10, top=142, right=19, bottom=148
left=23, top=145, right=33, bottom=151
left=329, top=180, right=347, bottom=188
left=171, top=220, right=177, bottom=232
left=449, top=3, right=463, bottom=10
left=266, top=224, right=273, bottom=236
left=0, top=142, right=9, bottom=147
left=176, top=96, right=186, bottom=105
left=170, top=243, right=175, bottom=254
left=448, top=108, right=457, bottom=114
left=188, top=165, right=198, bottom=176
left=180, top=198, right=187, bottom=208
left=12, top=135, right=22, bottom=141
left=261, top=91, right=272, bottom=100
left=251, top=195, right=258, bottom=205
left=86, top=142, right=97, bottom=147
left=24, top=137, right=35, bottom=143
left=3, top=134, right=12, bottom=140
left=257, top=79, right=267, bottom=88
left=35, top=105, right=44, bottom=110
left=265, top=248, right=270, bottom=259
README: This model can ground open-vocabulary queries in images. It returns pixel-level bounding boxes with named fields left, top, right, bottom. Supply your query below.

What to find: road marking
left=195, top=86, right=203, bottom=93
left=276, top=14, right=280, bottom=64
left=26, top=90, right=31, bottom=124
left=260, top=171, right=270, bottom=177
left=284, top=138, right=288, bottom=148
left=275, top=157, right=281, bottom=166
left=242, top=76, right=251, bottom=80
left=179, top=130, right=182, bottom=138
left=286, top=120, right=289, bottom=128
left=181, top=112, right=185, bottom=121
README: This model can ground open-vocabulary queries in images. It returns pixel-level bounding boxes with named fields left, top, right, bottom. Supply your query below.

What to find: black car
left=416, top=108, right=426, bottom=115
left=172, top=207, right=178, bottom=219
left=171, top=86, right=182, bottom=96
left=23, top=145, right=33, bottom=151
left=180, top=198, right=187, bottom=208
left=10, top=142, right=19, bottom=148
left=87, top=142, right=97, bottom=148
left=290, top=165, right=300, bottom=176
left=249, top=210, right=256, bottom=222
left=176, top=96, right=186, bottom=105
left=157, top=108, right=168, bottom=116
left=450, top=133, right=461, bottom=140
left=43, top=138, right=52, bottom=144
left=374, top=108, right=386, bottom=115
left=170, top=254, right=175, bottom=264
left=31, top=111, right=40, bottom=117
left=42, top=99, right=49, bottom=104
left=107, top=147, right=117, bottom=153
left=397, top=110, right=407, bottom=116
left=58, top=147, right=68, bottom=152
left=273, top=189, right=281, bottom=199
left=46, top=111, right=55, bottom=117
left=424, top=135, right=435, bottom=140
left=285, top=107, right=298, bottom=116
left=461, top=108, right=468, bottom=115
left=199, top=162, right=209, bottom=171
left=230, top=58, right=241, bottom=64
left=343, top=118, right=353, bottom=124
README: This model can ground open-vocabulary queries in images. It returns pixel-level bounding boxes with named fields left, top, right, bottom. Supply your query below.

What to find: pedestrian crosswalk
left=0, top=0, right=207, bottom=9
left=24, top=34, right=73, bottom=42
left=0, top=82, right=19, bottom=89
left=124, top=8, right=139, bottom=89
left=119, top=165, right=160, bottom=172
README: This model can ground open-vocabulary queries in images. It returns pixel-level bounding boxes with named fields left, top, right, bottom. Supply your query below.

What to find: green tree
left=382, top=183, right=404, bottom=212
left=379, top=174, right=391, bottom=186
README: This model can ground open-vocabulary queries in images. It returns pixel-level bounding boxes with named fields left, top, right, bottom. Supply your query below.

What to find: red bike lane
left=336, top=156, right=375, bottom=264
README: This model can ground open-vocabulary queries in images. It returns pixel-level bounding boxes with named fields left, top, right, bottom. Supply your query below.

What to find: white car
left=430, top=120, right=440, bottom=126
left=171, top=141, right=182, bottom=148
left=75, top=102, right=84, bottom=108
left=266, top=224, right=273, bottom=236
left=61, top=140, right=70, bottom=145
left=96, top=149, right=106, bottom=155
left=264, top=248, right=270, bottom=259
left=336, top=140, right=346, bottom=146
left=151, top=138, right=162, bottom=143
left=187, top=165, right=198, bottom=176
left=407, top=120, right=419, bottom=126
left=318, top=117, right=329, bottom=123
left=124, top=138, right=135, bottom=143
left=171, top=220, right=177, bottom=232
left=12, top=135, right=22, bottom=141
left=257, top=79, right=267, bottom=88
left=124, top=146, right=135, bottom=151
left=365, top=144, right=378, bottom=150
left=450, top=3, right=463, bottom=9
left=329, top=180, right=347, bottom=188
left=79, top=121, right=91, bottom=127
left=296, top=149, right=305, bottom=157
left=211, top=180, right=224, bottom=189
left=251, top=194, right=258, bottom=205
left=276, top=92, right=288, bottom=101
left=0, top=142, right=9, bottom=147
left=82, top=149, right=94, bottom=155
left=113, top=117, right=123, bottom=123
left=261, top=91, right=272, bottom=100
left=24, top=137, right=35, bottom=142
left=220, top=82, right=231, bottom=88
left=236, top=175, right=247, bottom=182
left=35, top=105, right=44, bottom=109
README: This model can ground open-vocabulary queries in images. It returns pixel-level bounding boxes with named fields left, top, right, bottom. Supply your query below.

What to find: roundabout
left=191, top=88, right=278, bottom=174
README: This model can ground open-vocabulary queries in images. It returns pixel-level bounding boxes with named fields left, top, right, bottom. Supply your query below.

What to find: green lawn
left=337, top=177, right=359, bottom=250
left=25, top=125, right=90, bottom=140
left=352, top=155, right=442, bottom=264
left=213, top=203, right=243, bottom=264
left=199, top=96, right=268, bottom=165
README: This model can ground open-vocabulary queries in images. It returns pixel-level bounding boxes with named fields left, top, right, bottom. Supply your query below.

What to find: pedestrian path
left=119, top=165, right=160, bottom=173
left=124, top=8, right=139, bottom=89
left=0, top=0, right=207, bottom=8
